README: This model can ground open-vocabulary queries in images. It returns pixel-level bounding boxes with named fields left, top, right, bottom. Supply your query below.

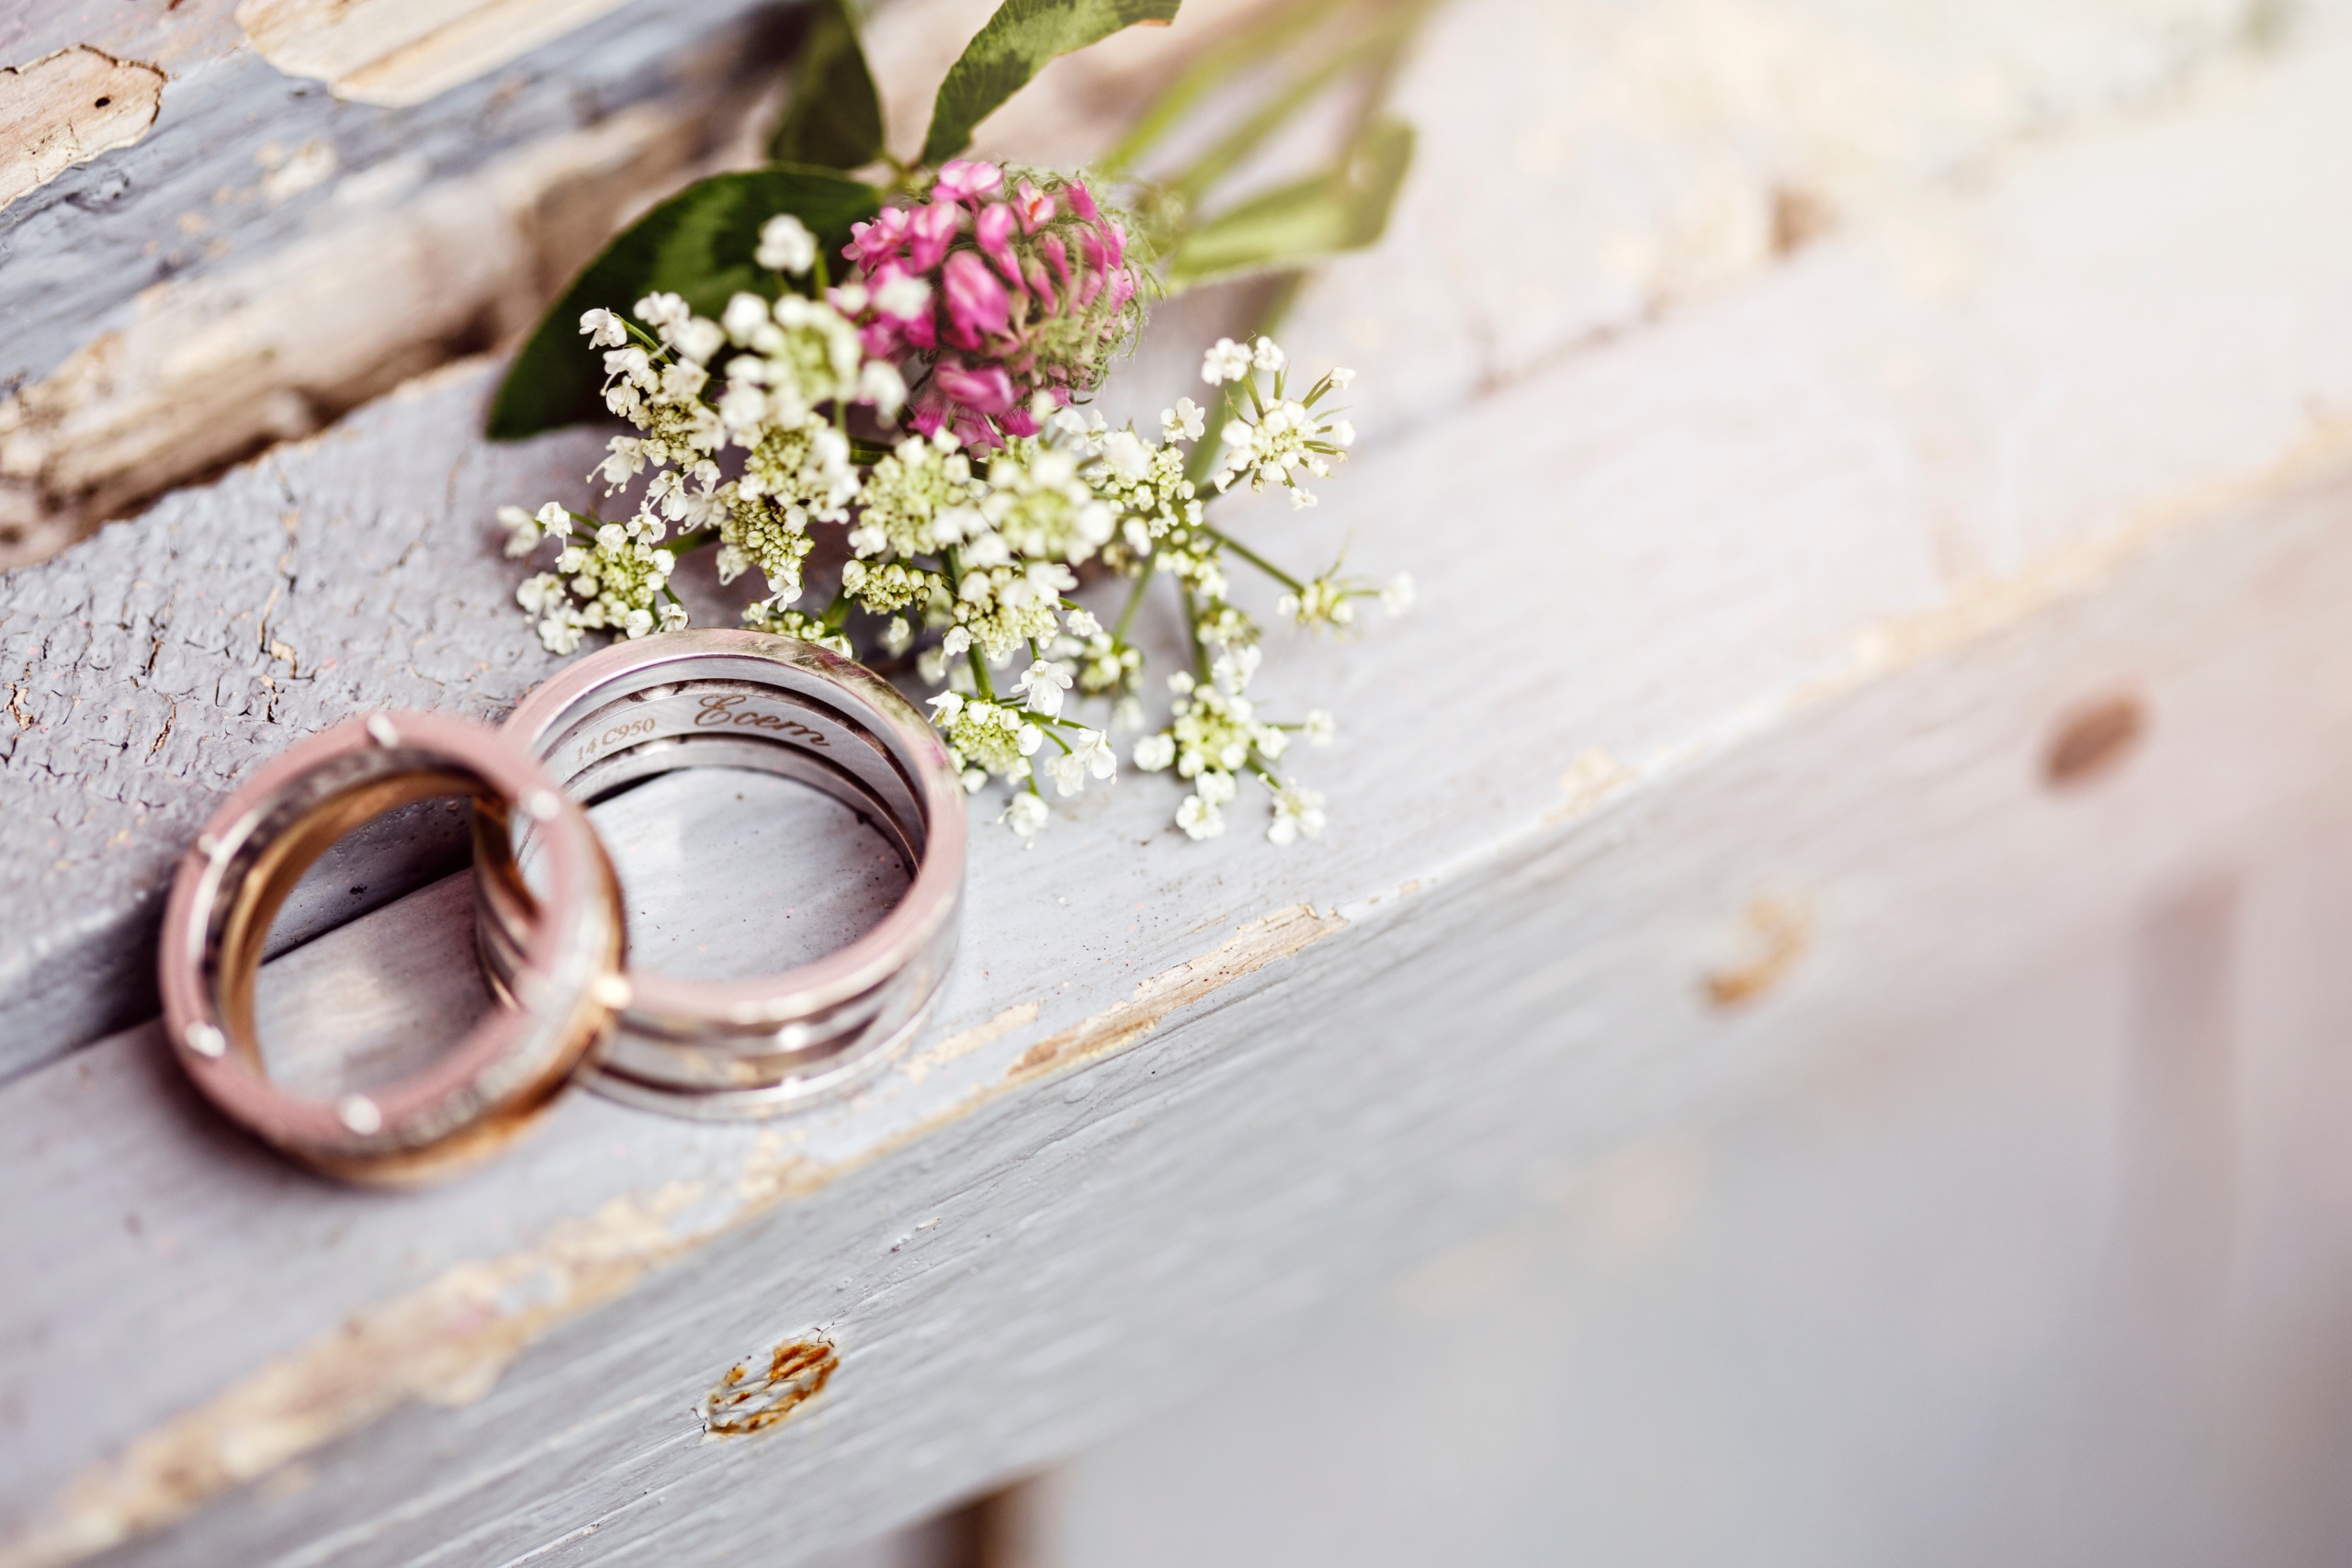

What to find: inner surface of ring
left=506, top=675, right=924, bottom=987
left=212, top=764, right=510, bottom=1092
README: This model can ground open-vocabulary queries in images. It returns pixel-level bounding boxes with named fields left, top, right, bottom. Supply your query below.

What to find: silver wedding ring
left=482, top=629, right=967, bottom=1119
left=157, top=711, right=624, bottom=1183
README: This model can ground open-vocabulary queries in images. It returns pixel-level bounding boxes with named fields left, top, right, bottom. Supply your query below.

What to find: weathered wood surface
left=1022, top=845, right=2352, bottom=1566
left=0, top=0, right=798, bottom=565
left=0, top=0, right=2292, bottom=566
left=5, top=0, right=2352, bottom=1564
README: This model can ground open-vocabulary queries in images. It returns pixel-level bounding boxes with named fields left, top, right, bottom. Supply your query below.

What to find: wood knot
left=2044, top=692, right=2145, bottom=788
left=700, top=1335, right=836, bottom=1437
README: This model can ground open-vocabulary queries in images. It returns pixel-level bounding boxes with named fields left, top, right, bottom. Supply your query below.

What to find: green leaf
left=921, top=0, right=1182, bottom=167
left=1165, top=118, right=1413, bottom=287
left=769, top=0, right=885, bottom=169
left=489, top=166, right=879, bottom=441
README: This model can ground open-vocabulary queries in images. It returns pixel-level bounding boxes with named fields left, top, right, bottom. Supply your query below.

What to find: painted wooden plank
left=1020, top=838, right=2352, bottom=1566
left=11, top=449, right=2352, bottom=1568
left=3, top=6, right=2352, bottom=1567
left=0, top=0, right=2299, bottom=567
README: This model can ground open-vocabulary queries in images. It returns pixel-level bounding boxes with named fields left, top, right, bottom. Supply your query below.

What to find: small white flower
left=1063, top=606, right=1102, bottom=639
left=1329, top=419, right=1356, bottom=448
left=1304, top=709, right=1335, bottom=745
left=722, top=292, right=770, bottom=341
left=1266, top=781, right=1326, bottom=846
left=498, top=504, right=540, bottom=558
left=537, top=615, right=583, bottom=655
left=874, top=274, right=931, bottom=320
left=515, top=572, right=563, bottom=615
left=1014, top=660, right=1073, bottom=718
left=1328, top=367, right=1355, bottom=389
left=1099, top=429, right=1152, bottom=484
left=755, top=213, right=816, bottom=274
left=1046, top=749, right=1089, bottom=796
left=928, top=691, right=965, bottom=726
left=1002, top=791, right=1050, bottom=840
left=1201, top=337, right=1252, bottom=386
left=1168, top=671, right=1194, bottom=695
left=672, top=317, right=726, bottom=365
left=1176, top=794, right=1226, bottom=840
left=1133, top=732, right=1176, bottom=771
left=857, top=360, right=907, bottom=418
left=942, top=626, right=973, bottom=657
left=1016, top=722, right=1044, bottom=756
left=1210, top=644, right=1261, bottom=694
left=620, top=606, right=654, bottom=638
left=634, top=291, right=690, bottom=331
left=961, top=766, right=988, bottom=794
left=658, top=602, right=689, bottom=632
left=1160, top=397, right=1206, bottom=442
left=1382, top=571, right=1415, bottom=615
left=1251, top=335, right=1286, bottom=372
left=579, top=308, right=628, bottom=348
left=1194, top=769, right=1237, bottom=807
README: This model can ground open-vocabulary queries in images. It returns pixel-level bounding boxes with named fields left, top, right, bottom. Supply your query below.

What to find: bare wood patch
left=1546, top=747, right=1635, bottom=826
left=899, top=1000, right=1041, bottom=1086
left=5, top=1181, right=710, bottom=1568
left=700, top=1337, right=838, bottom=1438
left=235, top=0, right=636, bottom=107
left=1008, top=905, right=1348, bottom=1083
left=0, top=100, right=714, bottom=558
left=1703, top=897, right=1809, bottom=1009
left=2045, top=692, right=2147, bottom=788
left=0, top=47, right=165, bottom=214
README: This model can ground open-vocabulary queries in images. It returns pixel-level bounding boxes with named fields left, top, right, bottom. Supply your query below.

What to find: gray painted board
left=6, top=6, right=2352, bottom=1565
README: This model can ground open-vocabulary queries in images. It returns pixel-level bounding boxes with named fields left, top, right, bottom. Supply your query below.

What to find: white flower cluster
left=502, top=502, right=687, bottom=653
left=1199, top=337, right=1355, bottom=511
left=503, top=231, right=1402, bottom=844
left=1128, top=647, right=1333, bottom=843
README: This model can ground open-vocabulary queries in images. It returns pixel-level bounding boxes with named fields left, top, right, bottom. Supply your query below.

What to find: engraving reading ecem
left=693, top=693, right=829, bottom=745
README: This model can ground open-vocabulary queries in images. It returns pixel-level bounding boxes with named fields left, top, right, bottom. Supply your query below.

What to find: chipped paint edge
left=0, top=908, right=1347, bottom=1568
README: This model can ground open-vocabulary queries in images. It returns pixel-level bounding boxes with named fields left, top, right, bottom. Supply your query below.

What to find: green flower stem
left=939, top=544, right=996, bottom=699
left=1181, top=584, right=1209, bottom=681
left=1100, top=0, right=1359, bottom=175
left=1166, top=0, right=1426, bottom=205
left=660, top=527, right=718, bottom=554
left=1200, top=526, right=1306, bottom=592
left=1113, top=563, right=1156, bottom=640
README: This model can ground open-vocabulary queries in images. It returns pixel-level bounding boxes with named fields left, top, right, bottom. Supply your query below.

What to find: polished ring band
left=481, top=628, right=967, bottom=1119
left=158, top=710, right=625, bottom=1183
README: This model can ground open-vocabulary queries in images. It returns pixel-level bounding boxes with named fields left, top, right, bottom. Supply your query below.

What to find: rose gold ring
left=481, top=629, right=966, bottom=1119
left=157, top=710, right=625, bottom=1183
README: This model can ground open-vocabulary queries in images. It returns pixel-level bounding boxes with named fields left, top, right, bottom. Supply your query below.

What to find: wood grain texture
left=0, top=0, right=793, bottom=565
left=4, top=3, right=2352, bottom=1564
